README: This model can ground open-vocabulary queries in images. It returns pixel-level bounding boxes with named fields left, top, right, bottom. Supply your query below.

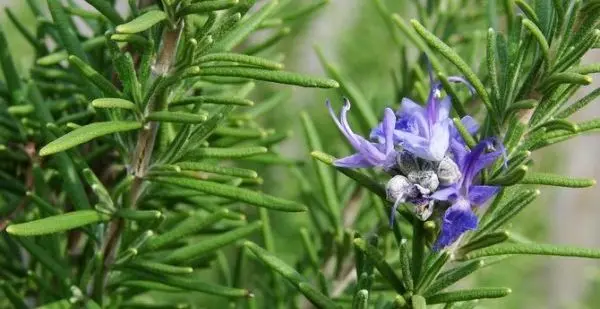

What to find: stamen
left=389, top=194, right=404, bottom=227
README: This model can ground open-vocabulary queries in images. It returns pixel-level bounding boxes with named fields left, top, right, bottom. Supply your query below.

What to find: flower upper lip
left=369, top=76, right=473, bottom=162
left=327, top=99, right=397, bottom=169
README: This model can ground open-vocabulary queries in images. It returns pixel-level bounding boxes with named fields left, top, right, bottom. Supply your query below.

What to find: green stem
left=412, top=220, right=425, bottom=282
left=99, top=23, right=182, bottom=299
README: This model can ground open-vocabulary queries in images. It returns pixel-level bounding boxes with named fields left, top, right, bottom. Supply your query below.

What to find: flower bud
left=396, top=151, right=420, bottom=175
left=408, top=170, right=439, bottom=193
left=436, top=156, right=461, bottom=186
left=419, top=158, right=438, bottom=172
left=386, top=175, right=417, bottom=203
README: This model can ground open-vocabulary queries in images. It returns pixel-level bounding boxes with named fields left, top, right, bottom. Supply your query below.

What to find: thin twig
left=98, top=23, right=182, bottom=297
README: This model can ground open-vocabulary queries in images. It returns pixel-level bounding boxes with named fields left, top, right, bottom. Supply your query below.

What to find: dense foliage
left=1, top=0, right=600, bottom=308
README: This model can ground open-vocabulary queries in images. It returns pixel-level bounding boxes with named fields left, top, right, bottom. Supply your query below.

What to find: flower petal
left=437, top=97, right=451, bottom=122
left=327, top=100, right=361, bottom=150
left=399, top=98, right=424, bottom=115
left=468, top=185, right=499, bottom=205
left=395, top=134, right=434, bottom=161
left=328, top=99, right=393, bottom=164
left=431, top=186, right=459, bottom=201
left=428, top=120, right=450, bottom=161
left=462, top=138, right=503, bottom=187
left=369, top=123, right=384, bottom=142
left=449, top=138, right=469, bottom=169
left=333, top=154, right=373, bottom=168
left=338, top=99, right=363, bottom=148
left=382, top=108, right=396, bottom=154
left=434, top=199, right=478, bottom=250
left=447, top=76, right=475, bottom=94
left=460, top=116, right=479, bottom=135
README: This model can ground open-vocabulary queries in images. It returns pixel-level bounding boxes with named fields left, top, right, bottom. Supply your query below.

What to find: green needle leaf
left=519, top=172, right=596, bottom=187
left=515, top=1, right=539, bottom=24
left=6, top=8, right=43, bottom=53
left=125, top=260, right=193, bottom=275
left=426, top=287, right=511, bottom=304
left=34, top=299, right=72, bottom=309
left=177, top=0, right=240, bottom=17
left=537, top=119, right=578, bottom=133
left=314, top=47, right=378, bottom=129
left=84, top=0, right=124, bottom=24
left=477, top=189, right=540, bottom=235
left=27, top=192, right=60, bottom=215
left=486, top=28, right=500, bottom=104
left=151, top=176, right=307, bottom=212
left=110, top=33, right=149, bottom=47
left=40, top=121, right=142, bottom=156
left=458, top=231, right=511, bottom=256
left=424, top=260, right=485, bottom=296
left=211, top=0, right=278, bottom=52
left=146, top=111, right=208, bottom=124
left=7, top=210, right=110, bottom=236
left=245, top=27, right=291, bottom=55
left=352, top=289, right=369, bottom=309
left=171, top=95, right=254, bottom=107
left=92, top=98, right=138, bottom=110
left=15, top=237, right=70, bottom=281
left=0, top=25, right=22, bottom=92
left=48, top=0, right=88, bottom=61
left=245, top=241, right=341, bottom=309
left=114, top=209, right=162, bottom=221
left=506, top=99, right=538, bottom=116
left=164, top=221, right=263, bottom=264
left=175, top=162, right=258, bottom=178
left=557, top=88, right=600, bottom=119
left=541, top=73, right=592, bottom=91
left=487, top=165, right=528, bottom=186
left=144, top=210, right=228, bottom=251
left=198, top=67, right=339, bottom=88
left=184, top=146, right=268, bottom=159
left=118, top=280, right=183, bottom=292
left=452, top=118, right=477, bottom=148
left=534, top=0, right=553, bottom=36
left=68, top=55, right=122, bottom=97
left=399, top=239, right=413, bottom=291
left=411, top=19, right=493, bottom=114
left=522, top=19, right=550, bottom=64
left=1, top=282, right=28, bottom=309
left=416, top=252, right=450, bottom=293
left=411, top=295, right=427, bottom=309
left=353, top=238, right=406, bottom=294
left=301, top=113, right=340, bottom=228
left=198, top=53, right=283, bottom=70
left=36, top=36, right=106, bottom=66
left=123, top=269, right=250, bottom=298
left=311, top=151, right=386, bottom=199
left=116, top=10, right=167, bottom=33
left=459, top=243, right=600, bottom=260
left=83, top=168, right=114, bottom=208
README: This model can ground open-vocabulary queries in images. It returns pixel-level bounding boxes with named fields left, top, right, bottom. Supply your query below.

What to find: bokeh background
left=1, top=1, right=599, bottom=308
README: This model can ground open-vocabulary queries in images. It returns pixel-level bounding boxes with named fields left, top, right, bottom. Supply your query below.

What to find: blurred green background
left=1, top=1, right=599, bottom=308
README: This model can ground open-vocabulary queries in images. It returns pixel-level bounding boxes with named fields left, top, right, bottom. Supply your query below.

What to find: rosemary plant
left=0, top=0, right=600, bottom=309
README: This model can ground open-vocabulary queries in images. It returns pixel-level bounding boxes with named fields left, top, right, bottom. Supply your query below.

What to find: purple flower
left=371, top=76, right=474, bottom=162
left=327, top=99, right=397, bottom=170
left=431, top=137, right=505, bottom=250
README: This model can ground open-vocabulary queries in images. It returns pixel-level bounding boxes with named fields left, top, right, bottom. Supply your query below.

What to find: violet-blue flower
left=371, top=75, right=474, bottom=162
left=431, top=137, right=505, bottom=250
left=327, top=99, right=397, bottom=170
